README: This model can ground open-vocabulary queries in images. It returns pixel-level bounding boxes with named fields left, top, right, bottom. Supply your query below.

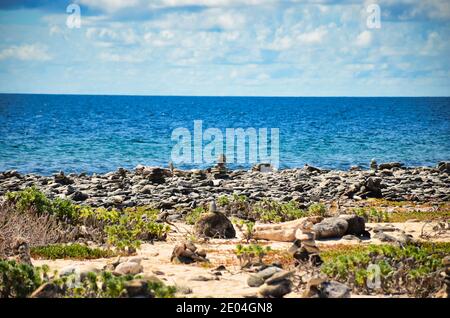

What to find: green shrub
left=104, top=209, right=170, bottom=252
left=0, top=260, right=45, bottom=298
left=234, top=244, right=272, bottom=268
left=233, top=218, right=255, bottom=242
left=353, top=207, right=390, bottom=222
left=6, top=188, right=170, bottom=252
left=6, top=186, right=53, bottom=215
left=253, top=199, right=307, bottom=223
left=148, top=281, right=177, bottom=298
left=31, top=244, right=115, bottom=260
left=185, top=207, right=207, bottom=225
left=6, top=187, right=79, bottom=222
left=320, top=243, right=449, bottom=297
left=308, top=203, right=327, bottom=217
left=217, top=195, right=230, bottom=207
left=56, top=271, right=177, bottom=298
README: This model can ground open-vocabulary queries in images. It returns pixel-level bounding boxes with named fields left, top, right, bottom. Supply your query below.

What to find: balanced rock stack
left=252, top=163, right=274, bottom=173
left=170, top=241, right=208, bottom=264
left=370, top=159, right=378, bottom=171
left=194, top=201, right=236, bottom=239
left=437, top=161, right=450, bottom=173
left=135, top=166, right=169, bottom=184
left=54, top=171, right=74, bottom=185
left=210, top=154, right=228, bottom=179
left=289, top=221, right=322, bottom=266
left=10, top=237, right=32, bottom=266
left=247, top=267, right=294, bottom=298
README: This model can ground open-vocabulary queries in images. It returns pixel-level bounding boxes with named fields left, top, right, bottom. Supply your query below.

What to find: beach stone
left=72, top=191, right=88, bottom=202
left=364, top=177, right=383, bottom=198
left=247, top=274, right=266, bottom=287
left=54, top=172, right=73, bottom=185
left=12, top=238, right=32, bottom=266
left=257, top=266, right=283, bottom=280
left=339, top=214, right=365, bottom=236
left=265, top=271, right=294, bottom=285
left=378, top=162, right=403, bottom=170
left=170, top=242, right=208, bottom=264
left=303, top=278, right=351, bottom=298
left=114, top=261, right=143, bottom=276
left=313, top=217, right=348, bottom=239
left=259, top=280, right=292, bottom=298
left=194, top=212, right=236, bottom=238
left=437, top=162, right=450, bottom=173
left=373, top=232, right=398, bottom=242
left=342, top=234, right=361, bottom=241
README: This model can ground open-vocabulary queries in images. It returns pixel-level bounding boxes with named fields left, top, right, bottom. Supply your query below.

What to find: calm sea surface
left=0, top=94, right=449, bottom=175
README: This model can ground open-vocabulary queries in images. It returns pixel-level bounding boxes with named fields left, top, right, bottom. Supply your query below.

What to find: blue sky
left=0, top=0, right=449, bottom=96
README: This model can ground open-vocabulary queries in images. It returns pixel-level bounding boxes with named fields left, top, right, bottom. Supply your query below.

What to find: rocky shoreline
left=1, top=161, right=449, bottom=219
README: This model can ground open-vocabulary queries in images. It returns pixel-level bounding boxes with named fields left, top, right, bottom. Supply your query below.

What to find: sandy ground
left=33, top=220, right=449, bottom=298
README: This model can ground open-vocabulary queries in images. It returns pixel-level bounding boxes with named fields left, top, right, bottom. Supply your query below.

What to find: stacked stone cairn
left=210, top=154, right=228, bottom=179
left=170, top=241, right=208, bottom=264
left=136, top=166, right=170, bottom=184
left=289, top=221, right=322, bottom=266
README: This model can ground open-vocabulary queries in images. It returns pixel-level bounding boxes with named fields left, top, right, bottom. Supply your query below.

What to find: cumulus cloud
left=355, top=30, right=372, bottom=47
left=0, top=44, right=51, bottom=61
left=297, top=27, right=328, bottom=44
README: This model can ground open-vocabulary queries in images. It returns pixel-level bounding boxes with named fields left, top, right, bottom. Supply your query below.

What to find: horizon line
left=1, top=92, right=449, bottom=98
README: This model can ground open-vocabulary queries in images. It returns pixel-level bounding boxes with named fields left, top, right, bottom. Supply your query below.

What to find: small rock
left=265, top=271, right=294, bottom=285
left=247, top=274, right=266, bottom=287
left=259, top=280, right=292, bottom=298
left=72, top=191, right=88, bottom=202
left=304, top=278, right=351, bottom=298
left=114, top=261, right=143, bottom=276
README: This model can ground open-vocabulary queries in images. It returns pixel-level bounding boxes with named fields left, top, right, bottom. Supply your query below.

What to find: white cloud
left=355, top=30, right=372, bottom=47
left=0, top=44, right=51, bottom=61
left=98, top=51, right=144, bottom=63
left=297, top=27, right=328, bottom=44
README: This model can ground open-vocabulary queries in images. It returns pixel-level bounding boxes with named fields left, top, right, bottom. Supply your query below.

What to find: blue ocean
left=0, top=94, right=449, bottom=175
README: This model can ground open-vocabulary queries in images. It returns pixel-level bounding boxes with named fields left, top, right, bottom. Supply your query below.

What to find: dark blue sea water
left=0, top=94, right=449, bottom=175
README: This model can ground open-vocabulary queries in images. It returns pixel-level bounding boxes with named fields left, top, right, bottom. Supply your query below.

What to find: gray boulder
left=304, top=278, right=351, bottom=298
left=339, top=214, right=365, bottom=236
left=259, top=280, right=292, bottom=298
left=313, top=217, right=349, bottom=239
left=194, top=212, right=236, bottom=238
left=378, top=162, right=403, bottom=170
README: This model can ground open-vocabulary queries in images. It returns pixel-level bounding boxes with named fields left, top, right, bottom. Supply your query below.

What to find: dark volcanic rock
left=313, top=217, right=348, bottom=239
left=194, top=212, right=236, bottom=238
left=339, top=214, right=366, bottom=236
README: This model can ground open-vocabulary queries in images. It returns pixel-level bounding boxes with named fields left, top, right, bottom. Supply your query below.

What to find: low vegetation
left=232, top=218, right=255, bottom=242
left=31, top=244, right=115, bottom=260
left=234, top=244, right=272, bottom=268
left=320, top=242, right=449, bottom=297
left=0, top=259, right=176, bottom=298
left=0, top=260, right=47, bottom=298
left=353, top=207, right=390, bottom=222
left=0, top=200, right=69, bottom=258
left=253, top=199, right=307, bottom=222
left=4, top=187, right=170, bottom=252
left=185, top=206, right=207, bottom=225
